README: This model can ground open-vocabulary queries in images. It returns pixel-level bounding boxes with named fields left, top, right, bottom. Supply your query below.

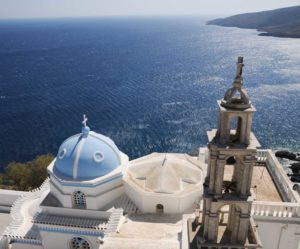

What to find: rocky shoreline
left=207, top=5, right=300, bottom=39
left=275, top=150, right=300, bottom=188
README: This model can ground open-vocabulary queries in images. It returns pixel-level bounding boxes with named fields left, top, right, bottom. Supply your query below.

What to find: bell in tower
left=198, top=57, right=261, bottom=247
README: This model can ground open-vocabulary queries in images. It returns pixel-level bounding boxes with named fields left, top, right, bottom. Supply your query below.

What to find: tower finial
left=81, top=114, right=90, bottom=137
left=82, top=114, right=88, bottom=127
left=236, top=56, right=244, bottom=78
left=221, top=57, right=251, bottom=109
left=233, top=56, right=244, bottom=88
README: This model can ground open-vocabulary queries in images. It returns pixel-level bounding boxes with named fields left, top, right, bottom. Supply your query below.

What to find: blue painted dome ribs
left=54, top=131, right=121, bottom=181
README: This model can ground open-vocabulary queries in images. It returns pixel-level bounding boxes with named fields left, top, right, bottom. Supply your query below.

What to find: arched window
left=223, top=156, right=237, bottom=195
left=72, top=191, right=86, bottom=209
left=226, top=156, right=236, bottom=165
left=70, top=237, right=91, bottom=249
left=229, top=116, right=242, bottom=143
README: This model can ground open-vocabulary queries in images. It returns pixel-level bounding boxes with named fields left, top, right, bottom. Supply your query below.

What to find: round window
left=93, top=151, right=104, bottom=163
left=70, top=237, right=91, bottom=249
left=58, top=148, right=67, bottom=159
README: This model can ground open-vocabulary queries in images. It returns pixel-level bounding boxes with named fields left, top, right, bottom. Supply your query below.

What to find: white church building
left=0, top=58, right=300, bottom=249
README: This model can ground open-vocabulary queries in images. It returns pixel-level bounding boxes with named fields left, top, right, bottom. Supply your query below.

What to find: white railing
left=3, top=178, right=50, bottom=240
left=262, top=150, right=300, bottom=203
left=9, top=238, right=42, bottom=245
left=197, top=244, right=259, bottom=249
left=106, top=208, right=124, bottom=234
left=252, top=201, right=300, bottom=218
left=209, top=201, right=300, bottom=220
left=114, top=195, right=139, bottom=214
left=256, top=149, right=268, bottom=163
left=197, top=201, right=300, bottom=220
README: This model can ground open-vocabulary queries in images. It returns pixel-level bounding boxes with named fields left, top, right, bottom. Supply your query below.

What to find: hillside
left=207, top=6, right=300, bottom=38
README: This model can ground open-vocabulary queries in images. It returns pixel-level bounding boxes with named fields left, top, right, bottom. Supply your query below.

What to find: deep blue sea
left=0, top=16, right=299, bottom=170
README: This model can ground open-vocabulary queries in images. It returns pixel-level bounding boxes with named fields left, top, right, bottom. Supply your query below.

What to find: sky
left=0, top=0, right=299, bottom=19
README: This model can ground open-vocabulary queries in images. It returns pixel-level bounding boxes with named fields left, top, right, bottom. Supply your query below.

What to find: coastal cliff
left=207, top=5, right=300, bottom=38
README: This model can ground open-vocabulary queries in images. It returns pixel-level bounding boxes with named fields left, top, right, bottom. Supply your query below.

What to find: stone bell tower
left=201, top=57, right=260, bottom=244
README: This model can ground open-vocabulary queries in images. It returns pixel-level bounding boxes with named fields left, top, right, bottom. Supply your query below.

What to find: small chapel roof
left=126, top=153, right=204, bottom=194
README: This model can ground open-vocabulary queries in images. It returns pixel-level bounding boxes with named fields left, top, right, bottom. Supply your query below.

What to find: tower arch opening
left=229, top=116, right=242, bottom=143
left=226, top=156, right=236, bottom=165
left=222, top=156, right=238, bottom=195
left=156, top=204, right=164, bottom=214
left=217, top=204, right=242, bottom=244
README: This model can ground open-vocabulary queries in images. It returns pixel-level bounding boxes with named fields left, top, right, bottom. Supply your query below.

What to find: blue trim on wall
left=39, top=226, right=104, bottom=237
left=10, top=239, right=42, bottom=245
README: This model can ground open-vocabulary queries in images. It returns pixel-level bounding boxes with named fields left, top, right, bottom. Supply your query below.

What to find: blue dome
left=54, top=130, right=121, bottom=181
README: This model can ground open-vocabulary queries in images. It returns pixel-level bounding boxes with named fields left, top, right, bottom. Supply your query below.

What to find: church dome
left=53, top=115, right=121, bottom=181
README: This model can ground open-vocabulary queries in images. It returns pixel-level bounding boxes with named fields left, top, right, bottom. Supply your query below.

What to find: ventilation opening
left=72, top=191, right=86, bottom=209
left=70, top=237, right=91, bottom=249
left=156, top=204, right=164, bottom=214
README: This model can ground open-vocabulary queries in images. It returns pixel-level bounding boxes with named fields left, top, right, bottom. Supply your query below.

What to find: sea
left=0, top=16, right=299, bottom=170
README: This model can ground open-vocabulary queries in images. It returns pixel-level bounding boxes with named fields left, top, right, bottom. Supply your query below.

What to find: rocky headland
left=207, top=5, right=300, bottom=38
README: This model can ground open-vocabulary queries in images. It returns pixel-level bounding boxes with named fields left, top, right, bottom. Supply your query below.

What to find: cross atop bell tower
left=216, top=57, right=255, bottom=145
left=221, top=57, right=251, bottom=110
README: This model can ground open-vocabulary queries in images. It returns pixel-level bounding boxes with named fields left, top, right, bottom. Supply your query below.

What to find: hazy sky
left=0, top=0, right=299, bottom=19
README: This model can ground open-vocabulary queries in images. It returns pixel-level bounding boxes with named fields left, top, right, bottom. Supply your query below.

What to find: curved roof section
left=53, top=130, right=121, bottom=181
left=127, top=153, right=203, bottom=194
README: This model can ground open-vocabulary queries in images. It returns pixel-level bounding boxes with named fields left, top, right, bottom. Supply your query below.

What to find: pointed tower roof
left=221, top=57, right=251, bottom=109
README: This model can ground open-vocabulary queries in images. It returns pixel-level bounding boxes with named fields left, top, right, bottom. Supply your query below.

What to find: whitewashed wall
left=40, top=231, right=99, bottom=249
left=10, top=242, right=43, bottom=249
left=0, top=190, right=23, bottom=211
left=255, top=219, right=300, bottom=249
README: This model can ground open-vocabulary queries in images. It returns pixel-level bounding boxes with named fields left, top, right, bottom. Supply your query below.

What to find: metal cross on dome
left=82, top=114, right=88, bottom=127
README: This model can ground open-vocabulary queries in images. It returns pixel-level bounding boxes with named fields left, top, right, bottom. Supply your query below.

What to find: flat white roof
left=0, top=212, right=12, bottom=235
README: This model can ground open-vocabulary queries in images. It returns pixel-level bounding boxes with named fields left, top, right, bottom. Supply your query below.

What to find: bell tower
left=201, top=57, right=260, bottom=245
left=217, top=56, right=254, bottom=145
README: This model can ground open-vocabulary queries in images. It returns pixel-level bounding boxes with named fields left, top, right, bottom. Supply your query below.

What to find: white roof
left=0, top=212, right=12, bottom=235
left=126, top=153, right=203, bottom=194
